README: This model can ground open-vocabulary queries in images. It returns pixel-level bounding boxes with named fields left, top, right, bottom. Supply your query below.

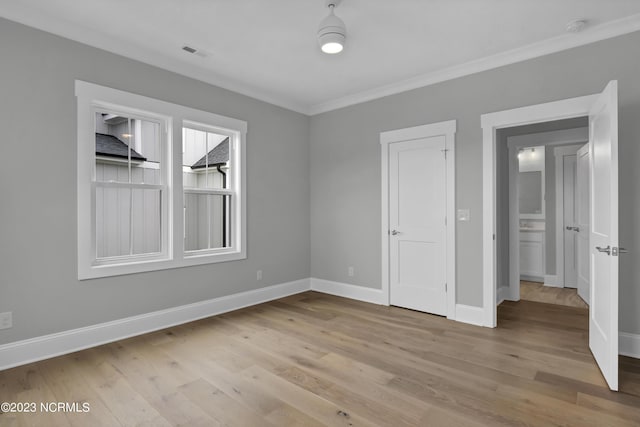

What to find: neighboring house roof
left=191, top=138, right=229, bottom=169
left=95, top=133, right=146, bottom=161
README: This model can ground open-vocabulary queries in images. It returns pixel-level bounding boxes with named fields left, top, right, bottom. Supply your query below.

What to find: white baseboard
left=620, top=332, right=640, bottom=359
left=310, top=278, right=386, bottom=305
left=497, top=286, right=510, bottom=305
left=543, top=275, right=563, bottom=288
left=6, top=274, right=628, bottom=371
left=521, top=274, right=544, bottom=283
left=455, top=304, right=484, bottom=327
left=0, top=278, right=310, bottom=371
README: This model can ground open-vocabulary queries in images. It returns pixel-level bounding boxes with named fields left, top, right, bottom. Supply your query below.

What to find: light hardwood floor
left=1, top=291, right=639, bottom=426
left=520, top=280, right=588, bottom=309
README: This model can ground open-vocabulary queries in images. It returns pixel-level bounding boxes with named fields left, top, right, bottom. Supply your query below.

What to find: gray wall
left=310, top=31, right=640, bottom=335
left=495, top=129, right=510, bottom=291
left=545, top=145, right=556, bottom=273
left=0, top=18, right=310, bottom=344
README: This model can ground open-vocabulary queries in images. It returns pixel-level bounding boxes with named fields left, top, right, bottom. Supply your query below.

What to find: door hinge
left=445, top=216, right=447, bottom=226
left=445, top=283, right=447, bottom=292
left=441, top=148, right=449, bottom=158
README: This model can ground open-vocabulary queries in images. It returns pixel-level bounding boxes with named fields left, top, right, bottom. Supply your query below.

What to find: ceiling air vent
left=181, top=45, right=209, bottom=58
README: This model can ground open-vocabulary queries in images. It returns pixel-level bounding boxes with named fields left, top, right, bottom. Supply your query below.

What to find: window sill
left=79, top=250, right=246, bottom=280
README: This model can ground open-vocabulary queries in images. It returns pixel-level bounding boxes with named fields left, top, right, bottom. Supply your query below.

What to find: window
left=182, top=125, right=233, bottom=252
left=77, top=81, right=246, bottom=279
left=94, top=111, right=166, bottom=262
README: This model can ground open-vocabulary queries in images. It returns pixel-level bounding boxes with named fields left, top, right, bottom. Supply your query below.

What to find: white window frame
left=91, top=106, right=169, bottom=265
left=77, top=81, right=247, bottom=280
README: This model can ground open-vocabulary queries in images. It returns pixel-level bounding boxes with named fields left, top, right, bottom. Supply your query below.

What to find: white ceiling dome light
left=318, top=0, right=346, bottom=54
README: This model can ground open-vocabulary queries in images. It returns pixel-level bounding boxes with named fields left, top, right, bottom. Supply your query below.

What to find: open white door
left=589, top=80, right=619, bottom=391
left=576, top=143, right=590, bottom=305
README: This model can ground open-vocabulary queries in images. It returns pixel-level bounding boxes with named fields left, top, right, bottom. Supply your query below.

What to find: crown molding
left=2, top=7, right=640, bottom=117
left=309, top=13, right=640, bottom=115
left=0, top=9, right=311, bottom=115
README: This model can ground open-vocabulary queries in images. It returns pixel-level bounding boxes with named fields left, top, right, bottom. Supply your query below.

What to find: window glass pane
left=184, top=194, right=231, bottom=251
left=132, top=120, right=161, bottom=184
left=95, top=113, right=132, bottom=183
left=132, top=189, right=161, bottom=255
left=182, top=127, right=230, bottom=189
left=96, top=187, right=131, bottom=258
left=95, top=114, right=161, bottom=184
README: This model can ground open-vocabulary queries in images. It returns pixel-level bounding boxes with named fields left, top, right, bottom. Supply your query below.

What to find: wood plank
left=1, top=292, right=639, bottom=426
left=240, top=365, right=377, bottom=427
left=178, top=378, right=274, bottom=427
left=37, top=355, right=124, bottom=427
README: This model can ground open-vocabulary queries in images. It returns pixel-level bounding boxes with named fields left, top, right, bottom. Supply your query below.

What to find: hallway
left=520, top=280, right=588, bottom=309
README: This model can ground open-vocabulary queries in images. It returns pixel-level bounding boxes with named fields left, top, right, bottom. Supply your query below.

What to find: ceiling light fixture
left=318, top=0, right=346, bottom=54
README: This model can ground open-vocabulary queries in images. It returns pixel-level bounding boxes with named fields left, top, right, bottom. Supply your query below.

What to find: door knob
left=596, top=245, right=611, bottom=255
left=566, top=226, right=580, bottom=232
left=391, top=230, right=400, bottom=236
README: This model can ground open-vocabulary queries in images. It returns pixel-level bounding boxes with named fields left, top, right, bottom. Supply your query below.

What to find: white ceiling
left=2, top=1, right=640, bottom=115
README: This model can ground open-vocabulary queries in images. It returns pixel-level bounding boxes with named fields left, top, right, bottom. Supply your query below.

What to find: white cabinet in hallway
left=519, top=229, right=545, bottom=281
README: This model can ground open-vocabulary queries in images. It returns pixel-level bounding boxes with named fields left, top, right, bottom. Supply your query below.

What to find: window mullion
left=128, top=118, right=134, bottom=256
left=206, top=132, right=210, bottom=249
left=95, top=182, right=164, bottom=190
left=183, top=188, right=233, bottom=195
left=207, top=194, right=211, bottom=250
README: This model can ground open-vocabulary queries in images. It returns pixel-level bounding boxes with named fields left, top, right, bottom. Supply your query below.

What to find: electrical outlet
left=0, top=312, right=12, bottom=330
left=257, top=270, right=263, bottom=281
left=348, top=266, right=354, bottom=277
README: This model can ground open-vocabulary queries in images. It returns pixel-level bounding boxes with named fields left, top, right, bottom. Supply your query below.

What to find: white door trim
left=481, top=94, right=598, bottom=327
left=576, top=143, right=591, bottom=305
left=380, top=120, right=456, bottom=318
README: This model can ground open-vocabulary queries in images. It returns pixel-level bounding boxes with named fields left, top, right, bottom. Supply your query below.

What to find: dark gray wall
left=496, top=129, right=510, bottom=291
left=0, top=18, right=310, bottom=344
left=310, top=31, right=640, bottom=335
left=545, top=145, right=557, bottom=273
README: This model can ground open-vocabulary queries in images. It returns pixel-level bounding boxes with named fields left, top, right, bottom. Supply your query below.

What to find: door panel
left=589, top=80, right=619, bottom=391
left=563, top=155, right=578, bottom=288
left=390, top=136, right=447, bottom=315
left=576, top=144, right=590, bottom=304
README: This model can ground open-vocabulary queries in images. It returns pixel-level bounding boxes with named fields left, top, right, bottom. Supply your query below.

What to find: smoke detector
left=566, top=19, right=587, bottom=33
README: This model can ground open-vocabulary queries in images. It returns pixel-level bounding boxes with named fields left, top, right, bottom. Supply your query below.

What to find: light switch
left=457, top=209, right=470, bottom=221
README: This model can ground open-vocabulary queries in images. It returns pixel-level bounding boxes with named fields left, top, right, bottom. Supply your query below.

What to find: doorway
left=502, top=126, right=590, bottom=310
left=516, top=137, right=590, bottom=310
left=481, top=82, right=621, bottom=390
